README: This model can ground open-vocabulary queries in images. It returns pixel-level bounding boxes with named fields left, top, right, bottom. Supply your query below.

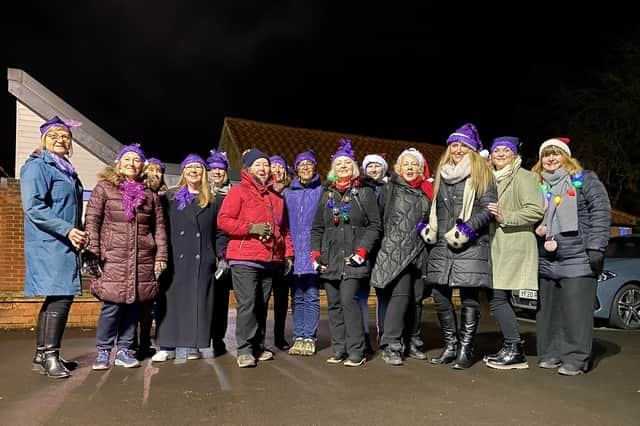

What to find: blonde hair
left=432, top=146, right=494, bottom=198
left=393, top=153, right=425, bottom=178
left=174, top=169, right=213, bottom=207
left=327, top=157, right=359, bottom=181
left=531, top=147, right=583, bottom=175
left=40, top=126, right=73, bottom=157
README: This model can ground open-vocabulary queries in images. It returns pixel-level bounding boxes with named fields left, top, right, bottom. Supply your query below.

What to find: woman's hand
left=488, top=202, right=504, bottom=224
left=154, top=261, right=167, bottom=279
left=68, top=228, right=88, bottom=250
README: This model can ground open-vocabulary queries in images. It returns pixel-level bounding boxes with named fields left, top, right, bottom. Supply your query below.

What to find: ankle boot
left=452, top=306, right=479, bottom=370
left=41, top=311, right=73, bottom=377
left=32, top=311, right=46, bottom=373
left=486, top=341, right=528, bottom=370
left=483, top=342, right=509, bottom=364
left=430, top=309, right=459, bottom=365
left=41, top=350, right=70, bottom=378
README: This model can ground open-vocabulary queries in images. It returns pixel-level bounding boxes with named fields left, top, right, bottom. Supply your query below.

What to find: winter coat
left=283, top=174, right=323, bottom=275
left=19, top=150, right=84, bottom=296
left=371, top=174, right=431, bottom=288
left=427, top=178, right=498, bottom=288
left=310, top=177, right=382, bottom=281
left=84, top=177, right=168, bottom=304
left=218, top=170, right=294, bottom=263
left=154, top=191, right=226, bottom=348
left=490, top=167, right=544, bottom=290
left=537, top=170, right=611, bottom=279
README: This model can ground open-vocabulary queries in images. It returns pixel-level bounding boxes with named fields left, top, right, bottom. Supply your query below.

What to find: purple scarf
left=175, top=186, right=197, bottom=211
left=49, top=152, right=77, bottom=177
left=118, top=181, right=146, bottom=221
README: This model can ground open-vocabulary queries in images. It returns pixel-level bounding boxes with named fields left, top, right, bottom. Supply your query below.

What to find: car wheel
left=609, top=283, right=640, bottom=330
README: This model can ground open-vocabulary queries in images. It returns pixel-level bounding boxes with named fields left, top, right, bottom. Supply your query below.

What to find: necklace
left=539, top=171, right=583, bottom=205
left=326, top=179, right=360, bottom=224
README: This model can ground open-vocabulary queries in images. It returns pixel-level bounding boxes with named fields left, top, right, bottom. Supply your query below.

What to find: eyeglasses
left=47, top=134, right=71, bottom=142
left=297, top=161, right=315, bottom=169
left=185, top=165, right=204, bottom=172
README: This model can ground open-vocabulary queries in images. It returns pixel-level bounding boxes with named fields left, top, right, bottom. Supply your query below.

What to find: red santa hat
left=539, top=137, right=571, bottom=157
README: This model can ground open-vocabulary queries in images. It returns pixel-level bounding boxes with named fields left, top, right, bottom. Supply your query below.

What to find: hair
left=210, top=168, right=229, bottom=188
left=432, top=146, right=494, bottom=198
left=531, top=146, right=583, bottom=175
left=326, top=157, right=359, bottom=181
left=40, top=125, right=73, bottom=157
left=174, top=168, right=213, bottom=207
left=393, top=152, right=425, bottom=178
left=143, top=162, right=168, bottom=193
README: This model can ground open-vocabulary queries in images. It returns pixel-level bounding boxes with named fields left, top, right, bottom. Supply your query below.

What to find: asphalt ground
left=0, top=307, right=638, bottom=425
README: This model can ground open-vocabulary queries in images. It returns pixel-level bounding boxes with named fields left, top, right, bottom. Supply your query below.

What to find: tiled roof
left=217, top=117, right=445, bottom=177
left=611, top=209, right=638, bottom=226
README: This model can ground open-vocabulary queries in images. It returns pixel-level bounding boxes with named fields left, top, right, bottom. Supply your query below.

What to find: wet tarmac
left=0, top=308, right=638, bottom=425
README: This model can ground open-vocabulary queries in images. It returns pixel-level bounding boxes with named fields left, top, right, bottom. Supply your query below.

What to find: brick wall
left=0, top=178, right=25, bottom=291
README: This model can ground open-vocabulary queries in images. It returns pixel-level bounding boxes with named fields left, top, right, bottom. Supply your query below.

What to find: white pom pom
left=479, top=149, right=490, bottom=159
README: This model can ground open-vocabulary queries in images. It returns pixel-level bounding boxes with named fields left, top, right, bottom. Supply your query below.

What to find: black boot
left=486, top=341, right=528, bottom=370
left=483, top=342, right=509, bottom=364
left=32, top=310, right=46, bottom=373
left=430, top=309, right=459, bottom=365
left=453, top=306, right=479, bottom=370
left=40, top=311, right=71, bottom=378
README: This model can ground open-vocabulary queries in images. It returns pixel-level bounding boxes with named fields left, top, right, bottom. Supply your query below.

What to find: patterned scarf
left=118, top=181, right=145, bottom=221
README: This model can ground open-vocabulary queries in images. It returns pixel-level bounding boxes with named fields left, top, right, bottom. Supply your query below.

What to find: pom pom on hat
left=446, top=123, right=489, bottom=158
left=116, top=143, right=147, bottom=163
left=362, top=153, right=389, bottom=176
left=331, top=138, right=356, bottom=162
left=180, top=153, right=208, bottom=174
left=539, top=137, right=571, bottom=157
left=490, top=136, right=521, bottom=155
left=206, top=149, right=228, bottom=170
left=294, top=149, right=318, bottom=169
left=242, top=148, right=270, bottom=167
left=145, top=157, right=165, bottom=172
left=40, top=115, right=82, bottom=138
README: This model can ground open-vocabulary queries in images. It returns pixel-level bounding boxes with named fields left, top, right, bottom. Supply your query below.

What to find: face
left=250, top=158, right=271, bottom=184
left=490, top=146, right=516, bottom=170
left=365, top=162, right=384, bottom=181
left=399, top=154, right=421, bottom=182
left=541, top=149, right=564, bottom=173
left=296, top=160, right=316, bottom=184
left=271, top=163, right=286, bottom=183
left=119, top=152, right=143, bottom=181
left=210, top=168, right=227, bottom=186
left=44, top=127, right=71, bottom=157
left=334, top=157, right=355, bottom=179
left=449, top=142, right=470, bottom=165
left=183, top=162, right=204, bottom=188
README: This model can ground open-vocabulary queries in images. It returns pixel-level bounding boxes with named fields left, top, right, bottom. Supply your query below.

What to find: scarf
left=175, top=185, right=197, bottom=211
left=334, top=176, right=355, bottom=192
left=118, top=181, right=145, bottom=221
left=49, top=152, right=77, bottom=178
left=493, top=156, right=522, bottom=183
left=540, top=168, right=578, bottom=237
left=427, top=155, right=476, bottom=239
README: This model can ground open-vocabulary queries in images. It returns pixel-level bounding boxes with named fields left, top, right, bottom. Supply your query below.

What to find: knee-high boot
left=40, top=311, right=71, bottom=378
left=453, top=306, right=480, bottom=370
left=430, top=308, right=459, bottom=365
left=32, top=310, right=47, bottom=372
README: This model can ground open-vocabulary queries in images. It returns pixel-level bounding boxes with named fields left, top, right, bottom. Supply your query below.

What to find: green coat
left=489, top=167, right=544, bottom=290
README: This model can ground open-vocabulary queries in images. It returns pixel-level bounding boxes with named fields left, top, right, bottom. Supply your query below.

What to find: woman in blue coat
left=20, top=116, right=87, bottom=379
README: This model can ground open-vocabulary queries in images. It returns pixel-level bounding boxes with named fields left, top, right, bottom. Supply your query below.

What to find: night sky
left=3, top=1, right=636, bottom=177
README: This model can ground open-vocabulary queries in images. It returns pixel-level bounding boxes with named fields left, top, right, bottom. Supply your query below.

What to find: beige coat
left=490, top=166, right=544, bottom=290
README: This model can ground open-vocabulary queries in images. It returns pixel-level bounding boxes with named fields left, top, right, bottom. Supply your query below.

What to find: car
left=511, top=235, right=640, bottom=330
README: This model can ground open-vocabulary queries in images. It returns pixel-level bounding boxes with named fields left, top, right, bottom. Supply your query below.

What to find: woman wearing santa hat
left=532, top=137, right=610, bottom=375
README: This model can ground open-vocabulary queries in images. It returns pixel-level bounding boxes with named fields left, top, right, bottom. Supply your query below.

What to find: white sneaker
left=151, top=350, right=176, bottom=362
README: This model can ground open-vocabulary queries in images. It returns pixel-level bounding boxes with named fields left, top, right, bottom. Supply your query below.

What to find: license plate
left=518, top=289, right=538, bottom=300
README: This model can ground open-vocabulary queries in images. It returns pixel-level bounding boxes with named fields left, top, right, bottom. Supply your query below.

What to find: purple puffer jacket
left=283, top=175, right=322, bottom=275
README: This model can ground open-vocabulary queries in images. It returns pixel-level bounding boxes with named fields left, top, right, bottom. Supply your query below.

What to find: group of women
left=21, top=116, right=610, bottom=378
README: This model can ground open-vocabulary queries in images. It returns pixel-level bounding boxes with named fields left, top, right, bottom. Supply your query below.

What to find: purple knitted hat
left=446, top=123, right=483, bottom=151
left=116, top=143, right=147, bottom=163
left=206, top=149, right=228, bottom=170
left=145, top=157, right=165, bottom=172
left=180, top=153, right=208, bottom=174
left=294, top=149, right=318, bottom=169
left=332, top=138, right=356, bottom=162
left=490, top=136, right=520, bottom=155
left=269, top=155, right=288, bottom=169
left=40, top=115, right=82, bottom=137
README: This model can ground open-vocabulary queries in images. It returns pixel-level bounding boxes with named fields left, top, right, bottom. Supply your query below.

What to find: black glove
left=284, top=257, right=294, bottom=275
left=248, top=223, right=271, bottom=240
left=587, top=249, right=604, bottom=277
left=313, top=255, right=328, bottom=272
left=215, top=258, right=229, bottom=280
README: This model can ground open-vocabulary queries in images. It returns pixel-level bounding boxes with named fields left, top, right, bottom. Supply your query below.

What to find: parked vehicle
left=512, top=235, right=640, bottom=330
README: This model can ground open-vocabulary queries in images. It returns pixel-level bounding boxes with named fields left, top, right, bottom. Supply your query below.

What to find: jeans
left=96, top=301, right=138, bottom=351
left=290, top=274, right=320, bottom=340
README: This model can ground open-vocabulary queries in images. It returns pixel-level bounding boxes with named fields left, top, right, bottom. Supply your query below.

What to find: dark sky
left=3, top=1, right=636, bottom=175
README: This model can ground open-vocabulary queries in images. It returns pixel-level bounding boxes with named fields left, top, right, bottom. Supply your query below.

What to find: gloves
left=248, top=223, right=271, bottom=240
left=420, top=225, right=437, bottom=244
left=587, top=249, right=604, bottom=277
left=444, top=226, right=469, bottom=248
left=215, top=258, right=229, bottom=280
left=312, top=253, right=328, bottom=272
left=346, top=248, right=367, bottom=266
left=284, top=257, right=294, bottom=275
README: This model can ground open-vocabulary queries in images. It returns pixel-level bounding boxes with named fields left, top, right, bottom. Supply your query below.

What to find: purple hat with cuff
left=490, top=136, right=520, bottom=155
left=446, top=123, right=489, bottom=158
left=294, top=149, right=318, bottom=169
left=145, top=157, right=165, bottom=172
left=180, top=153, right=208, bottom=174
left=332, top=138, right=356, bottom=162
left=207, top=149, right=229, bottom=170
left=40, top=115, right=82, bottom=137
left=116, top=143, right=147, bottom=163
left=269, top=155, right=288, bottom=169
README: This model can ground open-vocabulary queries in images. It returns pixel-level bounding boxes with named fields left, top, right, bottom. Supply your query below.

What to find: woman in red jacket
left=217, top=148, right=294, bottom=368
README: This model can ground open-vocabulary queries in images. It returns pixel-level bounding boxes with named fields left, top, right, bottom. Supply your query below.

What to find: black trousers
left=487, top=289, right=521, bottom=344
left=271, top=271, right=289, bottom=342
left=323, top=277, right=365, bottom=360
left=536, top=276, right=596, bottom=371
left=231, top=265, right=273, bottom=356
left=378, top=265, right=419, bottom=349
left=431, top=286, right=480, bottom=313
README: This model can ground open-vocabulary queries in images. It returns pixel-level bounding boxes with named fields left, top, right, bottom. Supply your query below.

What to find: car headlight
left=597, top=270, right=617, bottom=283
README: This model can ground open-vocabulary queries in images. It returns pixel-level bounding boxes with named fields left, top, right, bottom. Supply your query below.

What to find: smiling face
left=119, top=152, right=143, bottom=181
left=365, top=162, right=384, bottom=181
left=43, top=127, right=72, bottom=157
left=333, top=156, right=355, bottom=179
left=182, top=162, right=204, bottom=189
left=449, top=142, right=471, bottom=165
left=540, top=147, right=565, bottom=173
left=210, top=168, right=227, bottom=187
left=249, top=158, right=271, bottom=184
left=491, top=146, right=516, bottom=170
left=271, top=163, right=286, bottom=183
left=296, top=160, right=316, bottom=184
left=399, top=154, right=421, bottom=182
